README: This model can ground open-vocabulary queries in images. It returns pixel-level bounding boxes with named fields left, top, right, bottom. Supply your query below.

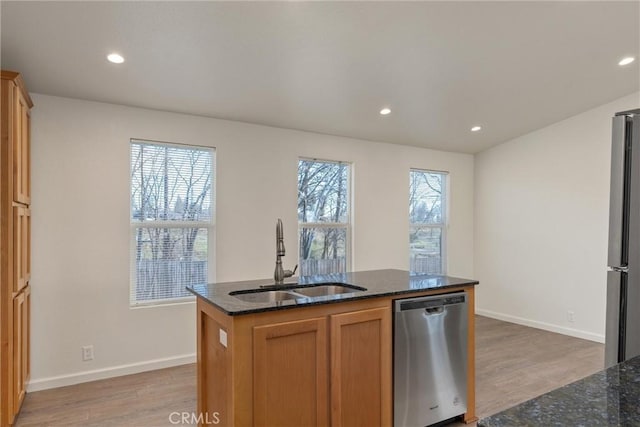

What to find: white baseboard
left=476, top=308, right=605, bottom=343
left=27, top=353, right=196, bottom=392
left=26, top=310, right=604, bottom=392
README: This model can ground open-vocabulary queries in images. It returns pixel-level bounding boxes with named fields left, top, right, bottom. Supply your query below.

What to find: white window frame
left=129, top=139, right=215, bottom=307
left=298, top=157, right=353, bottom=275
left=409, top=169, right=448, bottom=275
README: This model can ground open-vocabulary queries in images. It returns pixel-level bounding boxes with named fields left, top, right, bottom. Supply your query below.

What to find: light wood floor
left=474, top=316, right=603, bottom=419
left=15, top=316, right=603, bottom=426
left=15, top=364, right=197, bottom=426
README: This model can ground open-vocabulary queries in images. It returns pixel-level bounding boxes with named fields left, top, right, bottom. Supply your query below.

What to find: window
left=298, top=159, right=351, bottom=276
left=130, top=140, right=214, bottom=305
left=409, top=169, right=447, bottom=274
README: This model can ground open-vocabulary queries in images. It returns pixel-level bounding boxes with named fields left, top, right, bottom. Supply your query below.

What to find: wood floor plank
left=15, top=317, right=603, bottom=426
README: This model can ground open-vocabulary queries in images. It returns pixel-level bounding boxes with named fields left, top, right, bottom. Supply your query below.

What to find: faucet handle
left=284, top=264, right=298, bottom=278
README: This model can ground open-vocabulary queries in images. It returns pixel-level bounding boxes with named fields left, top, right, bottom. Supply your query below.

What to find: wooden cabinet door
left=24, top=285, right=31, bottom=386
left=13, top=205, right=30, bottom=294
left=13, top=86, right=30, bottom=204
left=330, top=307, right=392, bottom=427
left=253, top=317, right=328, bottom=427
left=12, top=286, right=28, bottom=414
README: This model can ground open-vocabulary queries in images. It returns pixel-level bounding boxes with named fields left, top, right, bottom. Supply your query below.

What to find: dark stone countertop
left=478, top=355, right=640, bottom=427
left=187, top=268, right=478, bottom=316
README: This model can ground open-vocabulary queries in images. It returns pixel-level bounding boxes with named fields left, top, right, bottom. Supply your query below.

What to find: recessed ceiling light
left=107, top=53, right=125, bottom=64
left=471, top=126, right=482, bottom=132
left=619, top=57, right=635, bottom=66
left=380, top=108, right=391, bottom=115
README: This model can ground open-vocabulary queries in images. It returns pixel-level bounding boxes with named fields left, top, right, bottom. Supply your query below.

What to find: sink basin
left=229, top=282, right=366, bottom=303
left=229, top=290, right=300, bottom=303
left=292, top=284, right=365, bottom=297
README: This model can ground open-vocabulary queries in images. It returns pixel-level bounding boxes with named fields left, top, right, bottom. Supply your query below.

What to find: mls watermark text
left=169, top=411, right=220, bottom=425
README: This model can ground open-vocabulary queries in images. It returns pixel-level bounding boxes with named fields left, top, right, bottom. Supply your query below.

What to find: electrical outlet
left=82, top=345, right=94, bottom=361
left=219, top=329, right=227, bottom=348
left=568, top=311, right=575, bottom=323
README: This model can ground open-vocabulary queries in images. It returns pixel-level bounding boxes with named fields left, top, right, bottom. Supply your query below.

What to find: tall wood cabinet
left=1, top=70, right=33, bottom=426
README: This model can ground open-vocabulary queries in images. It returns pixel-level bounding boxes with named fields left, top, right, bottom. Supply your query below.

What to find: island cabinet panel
left=463, top=286, right=477, bottom=424
left=330, top=307, right=392, bottom=427
left=253, top=318, right=328, bottom=427
left=196, top=300, right=233, bottom=427
left=199, top=314, right=229, bottom=426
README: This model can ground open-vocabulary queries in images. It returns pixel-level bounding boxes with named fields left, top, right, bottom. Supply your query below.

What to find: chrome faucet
left=274, top=218, right=297, bottom=285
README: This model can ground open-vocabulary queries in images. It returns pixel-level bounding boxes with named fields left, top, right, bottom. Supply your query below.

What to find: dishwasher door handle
left=425, top=306, right=444, bottom=315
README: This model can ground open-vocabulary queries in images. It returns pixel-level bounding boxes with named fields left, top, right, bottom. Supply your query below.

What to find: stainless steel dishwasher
left=394, top=292, right=468, bottom=427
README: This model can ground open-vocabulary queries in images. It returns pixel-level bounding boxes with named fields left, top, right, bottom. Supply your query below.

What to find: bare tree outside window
left=130, top=140, right=214, bottom=305
left=410, top=170, right=447, bottom=274
left=298, top=159, right=350, bottom=276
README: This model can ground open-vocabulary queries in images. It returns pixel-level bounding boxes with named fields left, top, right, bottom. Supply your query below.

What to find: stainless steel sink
left=292, top=284, right=365, bottom=297
left=230, top=283, right=366, bottom=303
left=229, top=290, right=300, bottom=303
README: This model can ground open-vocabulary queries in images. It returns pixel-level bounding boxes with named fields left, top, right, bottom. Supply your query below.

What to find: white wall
left=29, top=94, right=474, bottom=390
left=475, top=92, right=640, bottom=342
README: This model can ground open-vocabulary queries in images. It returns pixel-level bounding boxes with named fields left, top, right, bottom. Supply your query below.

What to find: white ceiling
left=1, top=1, right=638, bottom=153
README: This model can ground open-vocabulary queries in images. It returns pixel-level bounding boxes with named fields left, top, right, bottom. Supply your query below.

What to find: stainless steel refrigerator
left=606, top=108, right=640, bottom=368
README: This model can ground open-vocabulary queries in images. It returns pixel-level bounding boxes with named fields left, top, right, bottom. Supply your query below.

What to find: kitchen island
left=478, top=355, right=640, bottom=427
left=188, top=269, right=478, bottom=427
